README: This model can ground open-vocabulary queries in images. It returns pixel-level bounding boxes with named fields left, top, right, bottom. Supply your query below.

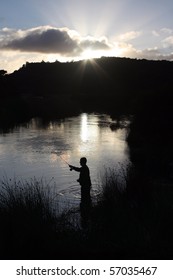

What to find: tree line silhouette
left=1, top=57, right=173, bottom=119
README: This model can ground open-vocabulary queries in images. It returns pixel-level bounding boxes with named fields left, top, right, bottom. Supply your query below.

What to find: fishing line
left=51, top=151, right=72, bottom=170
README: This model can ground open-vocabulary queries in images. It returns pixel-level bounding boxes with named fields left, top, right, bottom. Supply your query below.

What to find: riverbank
left=1, top=165, right=173, bottom=260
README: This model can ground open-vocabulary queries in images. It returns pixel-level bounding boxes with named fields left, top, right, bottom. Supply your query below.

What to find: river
left=0, top=113, right=130, bottom=207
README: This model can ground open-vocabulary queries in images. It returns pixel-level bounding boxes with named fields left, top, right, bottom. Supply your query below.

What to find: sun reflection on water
left=80, top=113, right=88, bottom=142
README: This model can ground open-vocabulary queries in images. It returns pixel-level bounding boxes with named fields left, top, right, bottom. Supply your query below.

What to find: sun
left=80, top=47, right=122, bottom=61
left=81, top=49, right=103, bottom=61
left=81, top=49, right=95, bottom=60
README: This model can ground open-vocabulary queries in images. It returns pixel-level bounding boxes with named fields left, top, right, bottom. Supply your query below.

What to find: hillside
left=1, top=57, right=173, bottom=119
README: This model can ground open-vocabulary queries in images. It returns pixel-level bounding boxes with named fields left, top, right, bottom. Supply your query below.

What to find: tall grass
left=91, top=164, right=173, bottom=259
left=1, top=164, right=173, bottom=260
left=0, top=178, right=77, bottom=259
left=0, top=176, right=89, bottom=259
left=0, top=177, right=55, bottom=212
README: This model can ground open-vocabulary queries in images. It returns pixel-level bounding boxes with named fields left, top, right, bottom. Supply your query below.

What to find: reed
left=0, top=177, right=62, bottom=258
left=1, top=165, right=173, bottom=260
left=91, top=164, right=173, bottom=259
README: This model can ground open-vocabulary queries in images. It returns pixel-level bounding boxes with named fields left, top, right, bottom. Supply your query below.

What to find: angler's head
left=80, top=157, right=87, bottom=166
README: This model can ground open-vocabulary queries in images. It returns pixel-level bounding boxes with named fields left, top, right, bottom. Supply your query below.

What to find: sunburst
left=81, top=49, right=95, bottom=60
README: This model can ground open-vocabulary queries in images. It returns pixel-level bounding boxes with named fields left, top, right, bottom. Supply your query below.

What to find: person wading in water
left=69, top=157, right=91, bottom=202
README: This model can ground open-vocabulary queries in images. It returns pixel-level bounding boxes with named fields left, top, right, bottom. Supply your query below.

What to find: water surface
left=0, top=113, right=129, bottom=205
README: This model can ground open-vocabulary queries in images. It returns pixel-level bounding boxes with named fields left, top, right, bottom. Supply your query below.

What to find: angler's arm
left=69, top=165, right=81, bottom=172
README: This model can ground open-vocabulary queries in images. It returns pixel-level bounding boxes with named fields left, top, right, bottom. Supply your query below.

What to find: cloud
left=135, top=48, right=173, bottom=61
left=151, top=28, right=173, bottom=39
left=152, top=30, right=160, bottom=37
left=161, top=28, right=173, bottom=35
left=0, top=26, right=79, bottom=55
left=162, top=36, right=173, bottom=47
left=138, top=48, right=162, bottom=59
left=113, top=40, right=173, bottom=61
left=118, top=31, right=142, bottom=41
left=0, top=26, right=111, bottom=56
left=80, top=36, right=111, bottom=50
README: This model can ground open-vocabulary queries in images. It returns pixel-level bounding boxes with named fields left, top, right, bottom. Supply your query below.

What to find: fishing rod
left=51, top=151, right=72, bottom=170
left=59, top=155, right=69, bottom=166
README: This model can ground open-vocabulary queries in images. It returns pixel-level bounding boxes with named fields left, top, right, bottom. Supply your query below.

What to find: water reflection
left=80, top=113, right=88, bottom=142
left=0, top=113, right=129, bottom=207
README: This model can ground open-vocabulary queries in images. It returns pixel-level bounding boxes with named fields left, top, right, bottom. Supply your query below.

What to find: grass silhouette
left=0, top=165, right=173, bottom=260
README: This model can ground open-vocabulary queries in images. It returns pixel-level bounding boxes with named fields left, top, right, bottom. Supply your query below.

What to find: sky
left=0, top=0, right=173, bottom=73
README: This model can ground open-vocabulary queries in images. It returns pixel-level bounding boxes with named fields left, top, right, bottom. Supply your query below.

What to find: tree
left=0, top=70, right=7, bottom=76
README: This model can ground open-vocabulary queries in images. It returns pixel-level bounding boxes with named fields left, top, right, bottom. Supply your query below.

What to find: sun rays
left=0, top=1, right=147, bottom=71
left=1, top=0, right=173, bottom=73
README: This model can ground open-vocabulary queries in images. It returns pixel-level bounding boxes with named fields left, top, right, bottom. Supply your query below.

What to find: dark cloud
left=80, top=38, right=110, bottom=50
left=0, top=26, right=111, bottom=56
left=1, top=27, right=80, bottom=55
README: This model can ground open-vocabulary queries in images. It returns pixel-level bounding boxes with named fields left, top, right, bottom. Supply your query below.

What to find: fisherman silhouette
left=69, top=157, right=92, bottom=228
left=69, top=157, right=91, bottom=201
